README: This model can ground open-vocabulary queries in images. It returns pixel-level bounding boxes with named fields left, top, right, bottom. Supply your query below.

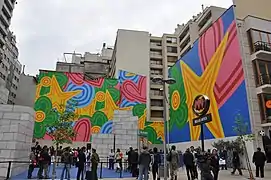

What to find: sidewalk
left=22, top=168, right=271, bottom=180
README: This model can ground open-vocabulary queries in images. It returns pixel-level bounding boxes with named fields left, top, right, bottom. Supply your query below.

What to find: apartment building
left=56, top=43, right=113, bottom=79
left=231, top=0, right=271, bottom=153
left=0, top=0, right=20, bottom=105
left=175, top=6, right=226, bottom=58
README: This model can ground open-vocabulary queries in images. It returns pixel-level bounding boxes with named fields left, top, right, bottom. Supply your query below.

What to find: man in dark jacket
left=231, top=150, right=242, bottom=176
left=253, top=147, right=267, bottom=178
left=138, top=146, right=151, bottom=180
left=77, top=147, right=86, bottom=180
left=127, top=147, right=133, bottom=172
left=91, top=148, right=100, bottom=180
left=152, top=147, right=161, bottom=180
left=37, top=146, right=50, bottom=179
left=131, top=149, right=139, bottom=177
left=183, top=148, right=194, bottom=180
left=60, top=147, right=73, bottom=180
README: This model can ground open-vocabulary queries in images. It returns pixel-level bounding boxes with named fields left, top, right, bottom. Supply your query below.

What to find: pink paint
left=65, top=72, right=104, bottom=87
left=199, top=21, right=244, bottom=108
left=73, top=118, right=91, bottom=142
left=121, top=76, right=146, bottom=103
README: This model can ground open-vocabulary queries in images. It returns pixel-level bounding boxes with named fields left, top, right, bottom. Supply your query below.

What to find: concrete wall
left=234, top=0, right=271, bottom=20
left=115, top=30, right=151, bottom=121
left=38, top=110, right=139, bottom=162
left=0, top=105, right=35, bottom=178
left=14, top=74, right=37, bottom=107
left=0, top=85, right=9, bottom=104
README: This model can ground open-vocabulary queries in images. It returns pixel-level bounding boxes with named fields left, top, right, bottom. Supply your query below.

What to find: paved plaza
left=11, top=168, right=271, bottom=180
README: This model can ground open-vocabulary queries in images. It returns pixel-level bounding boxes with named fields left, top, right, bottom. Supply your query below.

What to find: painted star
left=47, top=75, right=81, bottom=109
left=180, top=32, right=229, bottom=141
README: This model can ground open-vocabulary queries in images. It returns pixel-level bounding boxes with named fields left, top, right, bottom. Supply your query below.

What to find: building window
left=151, top=99, right=163, bottom=106
left=253, top=60, right=271, bottom=86
left=150, top=69, right=163, bottom=75
left=258, top=93, right=271, bottom=123
left=151, top=110, right=163, bottom=118
left=150, top=89, right=163, bottom=96
left=0, top=72, right=5, bottom=80
left=150, top=59, right=162, bottom=65
left=166, top=37, right=177, bottom=44
left=167, top=46, right=177, bottom=53
left=248, top=29, right=271, bottom=53
left=167, top=56, right=177, bottom=63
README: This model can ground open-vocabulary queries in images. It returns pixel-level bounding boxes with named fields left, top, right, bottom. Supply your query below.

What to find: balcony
left=0, top=33, right=5, bottom=46
left=251, top=41, right=271, bottom=61
left=150, top=63, right=163, bottom=69
left=150, top=43, right=162, bottom=50
left=150, top=106, right=164, bottom=111
left=256, top=74, right=271, bottom=90
left=3, top=4, right=12, bottom=19
left=150, top=52, right=162, bottom=59
left=5, top=0, right=14, bottom=10
left=0, top=13, right=10, bottom=27
left=0, top=21, right=7, bottom=36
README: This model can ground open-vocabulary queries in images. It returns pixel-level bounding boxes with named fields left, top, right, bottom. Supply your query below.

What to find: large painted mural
left=168, top=6, right=251, bottom=143
left=118, top=70, right=164, bottom=144
left=34, top=70, right=163, bottom=144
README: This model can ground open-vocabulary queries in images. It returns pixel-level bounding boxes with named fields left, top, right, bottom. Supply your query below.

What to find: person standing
left=127, top=147, right=133, bottom=172
left=183, top=148, right=194, bottom=180
left=219, top=149, right=227, bottom=170
left=91, top=148, right=100, bottom=180
left=210, top=149, right=219, bottom=180
left=108, top=149, right=115, bottom=170
left=169, top=145, right=180, bottom=180
left=131, top=149, right=139, bottom=177
left=115, top=149, right=123, bottom=172
left=57, top=146, right=63, bottom=166
left=253, top=147, right=267, bottom=178
left=37, top=146, right=50, bottom=179
left=27, top=147, right=37, bottom=179
left=77, top=147, right=86, bottom=180
left=138, top=146, right=151, bottom=180
left=151, top=147, right=161, bottom=180
left=60, top=147, right=72, bottom=180
left=231, top=150, right=243, bottom=176
left=190, top=146, right=198, bottom=180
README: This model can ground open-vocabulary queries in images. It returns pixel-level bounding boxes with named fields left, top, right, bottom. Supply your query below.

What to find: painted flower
left=169, top=65, right=188, bottom=130
left=34, top=96, right=58, bottom=139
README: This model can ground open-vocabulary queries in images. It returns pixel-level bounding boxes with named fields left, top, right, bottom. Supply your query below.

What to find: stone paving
left=27, top=168, right=271, bottom=180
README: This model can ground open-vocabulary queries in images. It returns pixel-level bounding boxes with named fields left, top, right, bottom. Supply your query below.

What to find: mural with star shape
left=168, top=6, right=251, bottom=143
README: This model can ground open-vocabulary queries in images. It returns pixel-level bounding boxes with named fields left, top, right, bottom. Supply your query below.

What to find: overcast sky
left=10, top=0, right=233, bottom=75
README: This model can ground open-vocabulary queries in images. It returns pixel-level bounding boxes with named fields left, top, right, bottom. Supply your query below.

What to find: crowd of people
left=27, top=142, right=268, bottom=180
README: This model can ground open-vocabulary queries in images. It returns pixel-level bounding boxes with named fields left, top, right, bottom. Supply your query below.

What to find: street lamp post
left=151, top=77, right=176, bottom=180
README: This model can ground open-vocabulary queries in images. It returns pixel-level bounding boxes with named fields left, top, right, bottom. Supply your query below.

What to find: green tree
left=46, top=100, right=78, bottom=179
left=233, top=113, right=255, bottom=180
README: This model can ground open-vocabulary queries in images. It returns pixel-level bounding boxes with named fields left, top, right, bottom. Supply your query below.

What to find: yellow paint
left=181, top=33, right=229, bottom=140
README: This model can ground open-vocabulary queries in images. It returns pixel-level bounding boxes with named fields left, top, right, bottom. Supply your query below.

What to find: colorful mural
left=118, top=70, right=164, bottom=144
left=168, top=7, right=251, bottom=143
left=34, top=70, right=164, bottom=144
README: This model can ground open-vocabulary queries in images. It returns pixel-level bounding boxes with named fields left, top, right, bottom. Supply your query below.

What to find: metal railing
left=253, top=41, right=271, bottom=53
left=258, top=74, right=271, bottom=86
left=0, top=160, right=129, bottom=180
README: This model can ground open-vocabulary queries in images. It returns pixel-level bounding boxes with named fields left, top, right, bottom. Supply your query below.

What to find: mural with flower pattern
left=34, top=70, right=163, bottom=144
left=168, top=6, right=251, bottom=143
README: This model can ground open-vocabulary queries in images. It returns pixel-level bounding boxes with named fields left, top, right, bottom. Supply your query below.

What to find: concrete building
left=56, top=43, right=113, bottom=79
left=107, top=0, right=271, bottom=159
left=14, top=71, right=37, bottom=107
left=0, top=0, right=21, bottom=105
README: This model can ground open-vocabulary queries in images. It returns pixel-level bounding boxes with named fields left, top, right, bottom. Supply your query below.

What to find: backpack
left=167, top=151, right=172, bottom=162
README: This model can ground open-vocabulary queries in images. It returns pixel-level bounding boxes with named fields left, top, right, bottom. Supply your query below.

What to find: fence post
left=6, top=161, right=11, bottom=180
left=99, top=162, right=103, bottom=179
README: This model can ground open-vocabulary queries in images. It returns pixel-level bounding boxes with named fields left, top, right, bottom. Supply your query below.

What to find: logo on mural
left=192, top=95, right=210, bottom=117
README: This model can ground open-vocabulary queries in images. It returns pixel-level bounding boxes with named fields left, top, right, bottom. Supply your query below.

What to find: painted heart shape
left=65, top=72, right=104, bottom=88
left=73, top=118, right=91, bottom=142
left=199, top=20, right=244, bottom=108
left=121, top=76, right=146, bottom=103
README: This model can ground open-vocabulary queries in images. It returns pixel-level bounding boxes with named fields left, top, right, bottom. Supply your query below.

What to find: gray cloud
left=10, top=0, right=232, bottom=75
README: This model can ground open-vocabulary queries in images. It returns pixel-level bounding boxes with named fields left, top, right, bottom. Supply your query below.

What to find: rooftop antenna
left=22, top=65, right=25, bottom=75
left=202, top=4, right=204, bottom=11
